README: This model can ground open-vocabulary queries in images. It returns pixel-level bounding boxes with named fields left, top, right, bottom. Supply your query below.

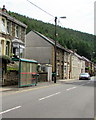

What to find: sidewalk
left=0, top=78, right=76, bottom=92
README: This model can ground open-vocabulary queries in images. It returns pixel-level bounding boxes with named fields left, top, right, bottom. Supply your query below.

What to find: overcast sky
left=0, top=0, right=95, bottom=35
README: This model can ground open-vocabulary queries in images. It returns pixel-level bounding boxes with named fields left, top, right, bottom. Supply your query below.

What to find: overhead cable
left=27, top=0, right=55, bottom=18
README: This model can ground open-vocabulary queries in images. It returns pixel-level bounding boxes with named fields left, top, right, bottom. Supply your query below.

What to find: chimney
left=2, top=5, right=7, bottom=13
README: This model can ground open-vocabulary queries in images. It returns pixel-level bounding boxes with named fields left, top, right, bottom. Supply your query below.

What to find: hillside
left=8, top=11, right=96, bottom=61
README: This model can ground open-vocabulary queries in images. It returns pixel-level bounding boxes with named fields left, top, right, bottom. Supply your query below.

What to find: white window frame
left=15, top=25, right=20, bottom=38
left=7, top=20, right=12, bottom=34
left=1, top=18, right=6, bottom=33
left=6, top=41, right=10, bottom=56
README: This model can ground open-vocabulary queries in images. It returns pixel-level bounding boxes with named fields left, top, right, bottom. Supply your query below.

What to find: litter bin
left=52, top=72, right=56, bottom=81
left=32, top=73, right=39, bottom=86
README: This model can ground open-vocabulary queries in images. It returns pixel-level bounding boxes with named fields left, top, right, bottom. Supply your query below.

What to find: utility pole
left=54, top=17, right=57, bottom=83
left=54, top=16, right=66, bottom=83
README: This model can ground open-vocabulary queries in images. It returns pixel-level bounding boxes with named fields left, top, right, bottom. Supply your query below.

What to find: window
left=1, top=18, right=6, bottom=33
left=7, top=21, right=11, bottom=34
left=15, top=25, right=19, bottom=37
left=1, top=40, right=4, bottom=55
left=15, top=25, right=21, bottom=38
left=57, top=65, right=60, bottom=76
left=6, top=41, right=10, bottom=56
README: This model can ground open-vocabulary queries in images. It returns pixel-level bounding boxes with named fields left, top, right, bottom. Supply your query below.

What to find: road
left=1, top=77, right=95, bottom=119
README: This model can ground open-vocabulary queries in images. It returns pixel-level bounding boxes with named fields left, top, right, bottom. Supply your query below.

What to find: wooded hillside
left=8, top=11, right=96, bottom=62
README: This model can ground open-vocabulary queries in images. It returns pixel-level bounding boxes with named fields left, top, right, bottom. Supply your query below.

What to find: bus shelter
left=12, top=58, right=38, bottom=87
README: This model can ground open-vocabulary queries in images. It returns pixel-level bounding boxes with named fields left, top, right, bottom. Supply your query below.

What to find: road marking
left=66, top=86, right=77, bottom=91
left=39, top=92, right=61, bottom=101
left=0, top=106, right=21, bottom=115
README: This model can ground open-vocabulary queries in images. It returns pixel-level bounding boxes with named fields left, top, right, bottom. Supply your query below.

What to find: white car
left=79, top=73, right=90, bottom=80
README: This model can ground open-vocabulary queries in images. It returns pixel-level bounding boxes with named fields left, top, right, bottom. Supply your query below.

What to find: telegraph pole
left=54, top=17, right=57, bottom=83
left=54, top=16, right=66, bottom=83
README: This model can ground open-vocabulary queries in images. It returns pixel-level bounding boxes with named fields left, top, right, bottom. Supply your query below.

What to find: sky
left=0, top=0, right=95, bottom=35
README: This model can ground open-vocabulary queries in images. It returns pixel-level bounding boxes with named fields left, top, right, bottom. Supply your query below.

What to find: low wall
left=3, top=70, right=18, bottom=86
left=38, top=72, right=48, bottom=82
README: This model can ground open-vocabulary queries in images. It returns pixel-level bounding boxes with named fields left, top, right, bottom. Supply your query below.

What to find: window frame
left=7, top=20, right=12, bottom=35
left=15, top=25, right=21, bottom=38
left=1, top=18, right=6, bottom=33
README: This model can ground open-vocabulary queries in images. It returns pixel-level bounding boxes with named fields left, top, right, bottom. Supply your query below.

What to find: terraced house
left=0, top=5, right=27, bottom=58
left=0, top=6, right=27, bottom=85
left=25, top=30, right=87, bottom=81
left=70, top=51, right=85, bottom=79
left=25, top=30, right=65, bottom=80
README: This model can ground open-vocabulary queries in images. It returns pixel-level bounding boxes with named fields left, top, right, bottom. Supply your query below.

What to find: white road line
left=0, top=106, right=21, bottom=115
left=66, top=86, right=77, bottom=91
left=39, top=92, right=61, bottom=101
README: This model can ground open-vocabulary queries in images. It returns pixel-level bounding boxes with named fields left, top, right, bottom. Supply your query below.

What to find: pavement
left=0, top=78, right=75, bottom=92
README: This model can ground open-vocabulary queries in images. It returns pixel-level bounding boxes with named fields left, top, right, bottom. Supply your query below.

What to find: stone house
left=71, top=52, right=85, bottom=78
left=0, top=5, right=27, bottom=58
left=90, top=62, right=95, bottom=76
left=63, top=49, right=71, bottom=79
left=82, top=56, right=95, bottom=76
left=0, top=5, right=27, bottom=85
left=70, top=52, right=85, bottom=79
left=94, top=64, right=96, bottom=75
left=25, top=30, right=65, bottom=80
left=82, top=56, right=91, bottom=74
left=64, top=50, right=85, bottom=79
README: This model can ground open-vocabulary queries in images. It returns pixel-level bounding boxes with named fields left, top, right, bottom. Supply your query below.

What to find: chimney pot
left=2, top=5, right=7, bottom=12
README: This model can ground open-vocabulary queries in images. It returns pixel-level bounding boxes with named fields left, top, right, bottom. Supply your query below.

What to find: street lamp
left=54, top=16, right=66, bottom=83
left=91, top=51, right=95, bottom=62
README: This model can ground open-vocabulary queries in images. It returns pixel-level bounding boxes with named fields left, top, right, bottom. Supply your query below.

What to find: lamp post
left=54, top=16, right=66, bottom=83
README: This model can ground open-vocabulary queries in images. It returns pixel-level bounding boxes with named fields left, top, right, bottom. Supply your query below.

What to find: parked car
left=79, top=73, right=90, bottom=80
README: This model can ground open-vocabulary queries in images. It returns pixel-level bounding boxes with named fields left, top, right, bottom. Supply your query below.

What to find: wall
left=64, top=52, right=71, bottom=79
left=70, top=54, right=85, bottom=79
left=3, top=71, right=18, bottom=86
left=25, top=31, right=53, bottom=64
left=56, top=48, right=64, bottom=79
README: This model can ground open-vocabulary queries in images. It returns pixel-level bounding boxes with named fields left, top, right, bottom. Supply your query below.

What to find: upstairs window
left=7, top=21, right=11, bottom=34
left=15, top=25, right=19, bottom=37
left=1, top=18, right=6, bottom=33
left=15, top=25, right=20, bottom=38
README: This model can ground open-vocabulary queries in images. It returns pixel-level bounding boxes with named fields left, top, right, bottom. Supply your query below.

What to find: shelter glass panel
left=21, top=62, right=27, bottom=85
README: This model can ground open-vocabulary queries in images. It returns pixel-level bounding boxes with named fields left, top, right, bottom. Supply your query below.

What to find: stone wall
left=38, top=72, right=48, bottom=82
left=3, top=70, right=18, bottom=86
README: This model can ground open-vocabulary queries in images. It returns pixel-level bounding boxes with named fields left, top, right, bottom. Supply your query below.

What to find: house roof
left=33, top=30, right=70, bottom=53
left=0, top=10, right=27, bottom=28
left=82, top=56, right=91, bottom=62
left=27, top=30, right=91, bottom=62
left=74, top=53, right=83, bottom=60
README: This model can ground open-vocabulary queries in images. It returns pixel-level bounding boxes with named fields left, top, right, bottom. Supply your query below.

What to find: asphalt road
left=1, top=78, right=95, bottom=119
